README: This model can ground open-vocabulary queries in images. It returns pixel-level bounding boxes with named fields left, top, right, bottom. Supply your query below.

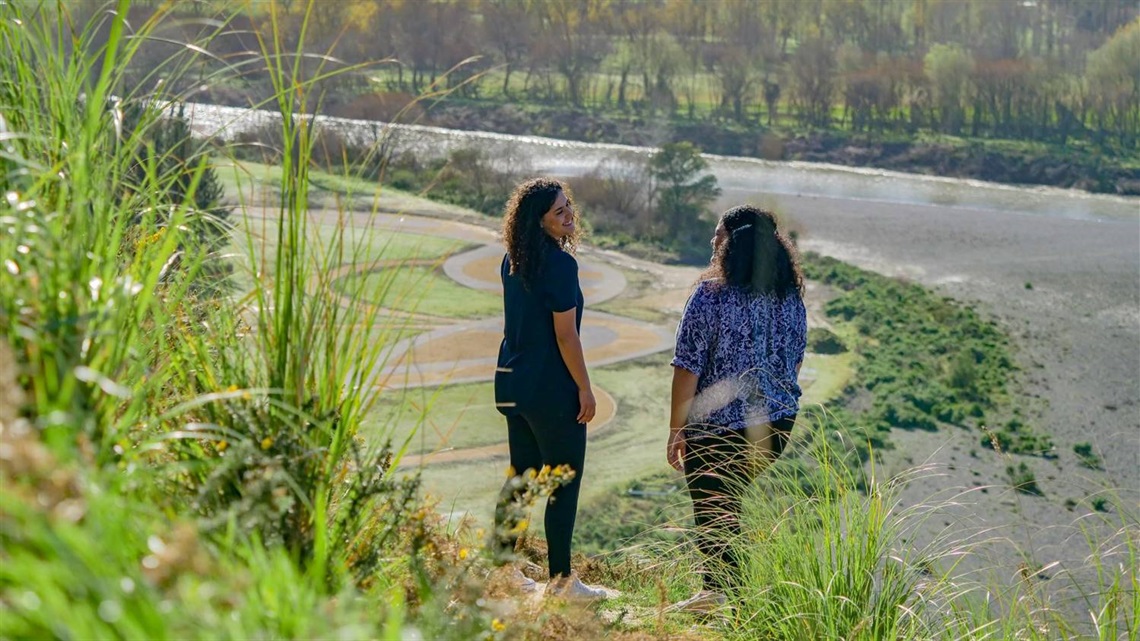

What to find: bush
left=1074, top=441, right=1104, bottom=470
left=808, top=327, right=848, bottom=354
left=1006, top=462, right=1043, bottom=496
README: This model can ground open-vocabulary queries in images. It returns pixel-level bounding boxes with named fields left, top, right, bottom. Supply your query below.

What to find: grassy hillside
left=2, top=3, right=1134, bottom=640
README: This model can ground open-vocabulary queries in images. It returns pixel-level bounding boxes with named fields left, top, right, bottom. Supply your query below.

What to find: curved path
left=297, top=208, right=670, bottom=465
left=443, top=243, right=628, bottom=304
left=399, top=385, right=619, bottom=467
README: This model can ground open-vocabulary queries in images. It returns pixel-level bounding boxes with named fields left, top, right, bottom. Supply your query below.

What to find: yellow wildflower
left=508, top=519, right=529, bottom=537
left=226, top=384, right=238, bottom=393
left=491, top=618, right=505, bottom=632
left=458, top=548, right=469, bottom=560
left=216, top=440, right=228, bottom=453
left=261, top=437, right=273, bottom=450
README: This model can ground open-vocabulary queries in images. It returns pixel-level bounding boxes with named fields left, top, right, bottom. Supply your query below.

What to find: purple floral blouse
left=671, top=280, right=808, bottom=436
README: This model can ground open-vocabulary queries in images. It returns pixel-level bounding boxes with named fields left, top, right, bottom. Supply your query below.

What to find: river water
left=185, top=102, right=1137, bottom=223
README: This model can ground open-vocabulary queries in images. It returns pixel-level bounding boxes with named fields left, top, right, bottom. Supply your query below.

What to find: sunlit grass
left=367, top=381, right=501, bottom=455
left=334, top=266, right=502, bottom=319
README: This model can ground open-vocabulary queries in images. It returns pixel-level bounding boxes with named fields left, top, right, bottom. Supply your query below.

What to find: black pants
left=494, top=406, right=587, bottom=578
left=684, top=416, right=795, bottom=592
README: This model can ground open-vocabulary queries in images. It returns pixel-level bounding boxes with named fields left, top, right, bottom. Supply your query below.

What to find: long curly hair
left=501, top=177, right=580, bottom=291
left=703, top=205, right=803, bottom=298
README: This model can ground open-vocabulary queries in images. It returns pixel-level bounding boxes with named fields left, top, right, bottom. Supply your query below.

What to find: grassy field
left=335, top=265, right=502, bottom=319
left=216, top=157, right=485, bottom=220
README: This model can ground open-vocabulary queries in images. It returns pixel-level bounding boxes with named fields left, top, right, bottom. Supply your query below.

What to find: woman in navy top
left=492, top=177, right=609, bottom=600
left=667, top=205, right=807, bottom=611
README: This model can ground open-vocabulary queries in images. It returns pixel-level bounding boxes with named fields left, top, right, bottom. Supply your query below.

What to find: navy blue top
left=495, top=246, right=583, bottom=415
left=671, top=280, right=807, bottom=436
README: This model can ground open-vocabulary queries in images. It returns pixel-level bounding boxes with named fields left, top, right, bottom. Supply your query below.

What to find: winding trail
left=288, top=206, right=675, bottom=466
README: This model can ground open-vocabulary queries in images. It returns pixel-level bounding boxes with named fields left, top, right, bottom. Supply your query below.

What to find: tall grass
left=0, top=0, right=459, bottom=636
left=673, top=416, right=1139, bottom=641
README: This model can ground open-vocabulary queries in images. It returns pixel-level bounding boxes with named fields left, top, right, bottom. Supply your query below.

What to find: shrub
left=808, top=327, right=848, bottom=354
left=1074, top=441, right=1104, bottom=470
left=1006, top=462, right=1043, bottom=496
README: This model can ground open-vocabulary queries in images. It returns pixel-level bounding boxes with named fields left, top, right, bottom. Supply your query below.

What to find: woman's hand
left=666, top=430, right=686, bottom=472
left=577, top=387, right=596, bottom=424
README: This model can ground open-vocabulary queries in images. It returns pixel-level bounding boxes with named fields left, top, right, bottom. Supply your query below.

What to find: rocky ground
left=768, top=188, right=1139, bottom=611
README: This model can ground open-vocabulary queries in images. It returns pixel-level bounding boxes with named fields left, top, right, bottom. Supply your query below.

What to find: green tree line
left=255, top=0, right=1139, bottom=148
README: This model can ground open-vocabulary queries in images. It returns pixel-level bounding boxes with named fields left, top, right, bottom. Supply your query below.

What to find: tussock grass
left=0, top=0, right=462, bottom=637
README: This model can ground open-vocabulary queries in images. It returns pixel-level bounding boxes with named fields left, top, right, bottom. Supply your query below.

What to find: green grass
left=593, top=265, right=682, bottom=324
left=334, top=266, right=501, bottom=319
left=367, top=382, right=501, bottom=454
left=0, top=3, right=438, bottom=638
left=217, top=157, right=486, bottom=220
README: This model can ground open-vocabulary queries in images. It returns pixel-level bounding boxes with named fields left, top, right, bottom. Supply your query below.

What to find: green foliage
left=378, top=147, right=518, bottom=216
left=0, top=438, right=403, bottom=640
left=925, top=44, right=975, bottom=134
left=982, top=417, right=1056, bottom=457
left=573, top=471, right=689, bottom=555
left=120, top=101, right=233, bottom=293
left=1006, top=462, right=1043, bottom=496
left=1074, top=441, right=1105, bottom=470
left=803, top=254, right=1029, bottom=448
left=726, top=426, right=951, bottom=640
left=0, top=2, right=449, bottom=638
left=334, top=266, right=503, bottom=319
left=1085, top=20, right=1140, bottom=146
left=647, top=142, right=721, bottom=259
left=808, top=327, right=848, bottom=354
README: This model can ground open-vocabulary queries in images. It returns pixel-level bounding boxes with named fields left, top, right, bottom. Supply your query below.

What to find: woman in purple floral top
left=667, top=205, right=806, bottom=612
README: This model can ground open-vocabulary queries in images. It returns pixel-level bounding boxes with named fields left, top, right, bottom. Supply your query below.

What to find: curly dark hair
left=703, top=205, right=803, bottom=297
left=501, top=177, right=580, bottom=291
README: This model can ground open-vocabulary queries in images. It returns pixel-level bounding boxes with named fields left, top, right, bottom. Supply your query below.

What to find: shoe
left=669, top=590, right=727, bottom=614
left=510, top=567, right=537, bottom=593
left=544, top=571, right=614, bottom=601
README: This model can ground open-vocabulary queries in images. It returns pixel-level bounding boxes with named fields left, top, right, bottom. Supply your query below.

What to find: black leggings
left=684, top=416, right=795, bottom=592
left=494, top=406, right=587, bottom=578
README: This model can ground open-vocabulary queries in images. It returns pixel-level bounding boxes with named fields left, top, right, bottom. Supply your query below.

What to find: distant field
left=334, top=265, right=502, bottom=319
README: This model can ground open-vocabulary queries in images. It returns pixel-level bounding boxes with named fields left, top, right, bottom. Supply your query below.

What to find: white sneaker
left=669, top=590, right=727, bottom=614
left=510, top=568, right=537, bottom=593
left=544, top=572, right=614, bottom=601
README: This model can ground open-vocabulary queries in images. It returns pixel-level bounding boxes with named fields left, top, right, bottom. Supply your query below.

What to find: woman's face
left=712, top=221, right=727, bottom=253
left=540, top=190, right=575, bottom=240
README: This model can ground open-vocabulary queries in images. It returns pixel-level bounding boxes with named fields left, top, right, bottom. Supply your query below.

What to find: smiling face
left=540, top=190, right=575, bottom=240
left=712, top=221, right=727, bottom=253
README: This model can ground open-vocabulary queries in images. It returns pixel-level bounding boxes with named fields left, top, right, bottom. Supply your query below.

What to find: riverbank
left=400, top=99, right=1140, bottom=196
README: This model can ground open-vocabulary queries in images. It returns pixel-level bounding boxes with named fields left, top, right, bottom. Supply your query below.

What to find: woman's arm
left=553, top=309, right=595, bottom=424
left=667, top=366, right=699, bottom=472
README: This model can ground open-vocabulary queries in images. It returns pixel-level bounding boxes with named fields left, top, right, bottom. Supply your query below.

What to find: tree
left=1085, top=19, right=1140, bottom=146
left=532, top=0, right=610, bottom=106
left=121, top=102, right=232, bottom=294
left=648, top=142, right=721, bottom=259
left=481, top=0, right=534, bottom=98
left=790, top=35, right=838, bottom=127
left=925, top=43, right=973, bottom=133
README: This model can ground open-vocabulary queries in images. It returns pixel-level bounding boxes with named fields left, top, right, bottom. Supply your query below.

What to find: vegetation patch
left=367, top=382, right=503, bottom=454
left=1074, top=442, right=1104, bottom=470
left=803, top=253, right=1053, bottom=457
left=808, top=327, right=848, bottom=354
left=334, top=266, right=502, bottom=319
